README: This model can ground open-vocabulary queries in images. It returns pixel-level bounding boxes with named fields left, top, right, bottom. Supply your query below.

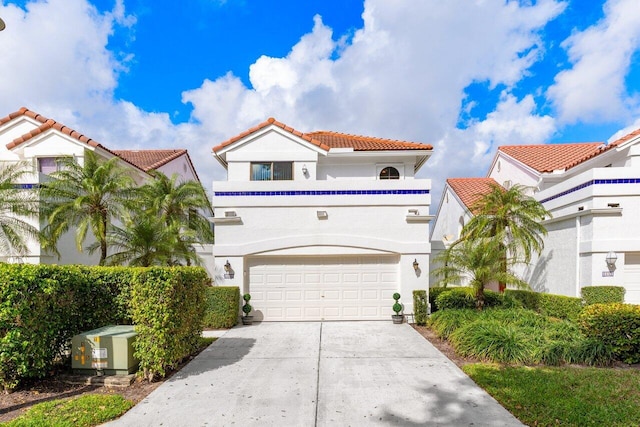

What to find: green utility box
left=71, top=325, right=138, bottom=375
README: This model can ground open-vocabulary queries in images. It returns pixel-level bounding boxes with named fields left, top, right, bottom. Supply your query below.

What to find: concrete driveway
left=107, top=322, right=523, bottom=426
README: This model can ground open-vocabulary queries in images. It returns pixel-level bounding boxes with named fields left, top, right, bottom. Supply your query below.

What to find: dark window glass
left=380, top=166, right=400, bottom=180
left=251, top=162, right=292, bottom=181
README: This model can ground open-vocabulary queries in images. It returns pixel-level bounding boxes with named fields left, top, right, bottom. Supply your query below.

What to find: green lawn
left=3, top=394, right=133, bottom=427
left=464, top=364, right=640, bottom=426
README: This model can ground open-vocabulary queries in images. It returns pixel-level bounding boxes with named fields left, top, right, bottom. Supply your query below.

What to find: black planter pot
left=242, top=315, right=254, bottom=325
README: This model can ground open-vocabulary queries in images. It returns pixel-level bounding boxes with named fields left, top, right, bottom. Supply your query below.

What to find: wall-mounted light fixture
left=224, top=260, right=235, bottom=279
left=605, top=251, right=618, bottom=271
left=317, top=210, right=328, bottom=219
left=413, top=259, right=419, bottom=272
left=302, top=164, right=308, bottom=175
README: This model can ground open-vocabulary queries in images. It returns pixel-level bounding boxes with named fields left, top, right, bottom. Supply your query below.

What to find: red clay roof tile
left=1, top=107, right=203, bottom=182
left=498, top=143, right=605, bottom=173
left=212, top=118, right=432, bottom=153
left=447, top=178, right=500, bottom=213
left=112, top=149, right=188, bottom=172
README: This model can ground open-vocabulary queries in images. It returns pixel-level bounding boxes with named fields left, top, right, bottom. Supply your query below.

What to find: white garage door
left=624, top=253, right=640, bottom=304
left=249, top=255, right=399, bottom=321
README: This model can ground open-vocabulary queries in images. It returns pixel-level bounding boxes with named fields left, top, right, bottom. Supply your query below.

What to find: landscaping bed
left=0, top=337, right=216, bottom=424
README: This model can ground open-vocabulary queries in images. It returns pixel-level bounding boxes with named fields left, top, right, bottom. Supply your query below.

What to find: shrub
left=203, top=286, right=239, bottom=329
left=435, top=287, right=475, bottom=310
left=582, top=286, right=626, bottom=305
left=505, top=289, right=541, bottom=310
left=433, top=287, right=514, bottom=311
left=538, top=293, right=583, bottom=321
left=578, top=303, right=640, bottom=364
left=413, top=290, right=429, bottom=325
left=449, top=320, right=536, bottom=364
left=0, top=265, right=129, bottom=392
left=428, top=309, right=480, bottom=339
left=429, top=287, right=451, bottom=312
left=131, top=267, right=209, bottom=381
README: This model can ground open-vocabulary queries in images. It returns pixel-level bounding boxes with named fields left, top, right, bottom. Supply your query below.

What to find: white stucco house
left=431, top=126, right=640, bottom=304
left=210, top=118, right=433, bottom=321
left=0, top=107, right=210, bottom=266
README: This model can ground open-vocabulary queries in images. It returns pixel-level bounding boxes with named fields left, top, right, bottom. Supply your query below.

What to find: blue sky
left=1, top=0, right=640, bottom=207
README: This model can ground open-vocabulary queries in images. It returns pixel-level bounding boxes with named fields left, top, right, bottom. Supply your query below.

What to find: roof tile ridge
left=0, top=107, right=31, bottom=126
left=608, top=127, right=640, bottom=147
left=146, top=149, right=188, bottom=171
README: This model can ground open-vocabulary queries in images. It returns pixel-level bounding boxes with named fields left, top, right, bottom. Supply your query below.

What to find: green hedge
left=131, top=267, right=208, bottom=381
left=578, top=303, right=640, bottom=364
left=434, top=287, right=509, bottom=310
left=505, top=289, right=583, bottom=321
left=582, top=286, right=626, bottom=305
left=203, top=286, right=240, bottom=329
left=413, top=290, right=429, bottom=325
left=429, top=287, right=452, bottom=312
left=0, top=265, right=131, bottom=391
left=0, top=264, right=208, bottom=391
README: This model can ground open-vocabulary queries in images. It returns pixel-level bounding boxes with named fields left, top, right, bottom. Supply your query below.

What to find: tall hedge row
left=505, top=289, right=583, bottom=321
left=131, top=267, right=208, bottom=381
left=581, top=286, right=626, bottom=305
left=203, top=286, right=240, bottom=329
left=0, top=264, right=208, bottom=391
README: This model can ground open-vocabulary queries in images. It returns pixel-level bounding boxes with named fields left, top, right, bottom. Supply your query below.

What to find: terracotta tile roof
left=498, top=143, right=605, bottom=173
left=212, top=117, right=432, bottom=153
left=2, top=107, right=103, bottom=151
left=1, top=107, right=147, bottom=174
left=447, top=178, right=500, bottom=213
left=307, top=131, right=432, bottom=151
left=113, top=149, right=188, bottom=172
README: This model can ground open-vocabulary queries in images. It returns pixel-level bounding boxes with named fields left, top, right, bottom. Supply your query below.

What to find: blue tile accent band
left=214, top=189, right=430, bottom=197
left=13, top=184, right=39, bottom=189
left=540, top=178, right=640, bottom=203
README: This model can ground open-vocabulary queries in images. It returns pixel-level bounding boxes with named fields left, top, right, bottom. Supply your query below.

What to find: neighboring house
left=429, top=177, right=501, bottom=291
left=0, top=107, right=211, bottom=266
left=432, top=126, right=640, bottom=304
left=210, top=118, right=433, bottom=321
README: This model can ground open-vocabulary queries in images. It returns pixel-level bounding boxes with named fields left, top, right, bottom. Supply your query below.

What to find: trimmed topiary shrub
left=578, top=303, right=640, bottom=364
left=538, top=293, right=583, bottom=321
left=413, top=290, right=429, bottom=325
left=582, top=286, right=626, bottom=305
left=203, top=286, right=240, bottom=329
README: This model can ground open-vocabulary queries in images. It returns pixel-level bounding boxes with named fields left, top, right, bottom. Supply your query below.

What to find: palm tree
left=137, top=171, right=214, bottom=265
left=93, top=213, right=180, bottom=267
left=464, top=183, right=550, bottom=265
left=437, top=183, right=549, bottom=308
left=434, top=237, right=528, bottom=309
left=0, top=162, right=40, bottom=258
left=40, top=151, right=136, bottom=265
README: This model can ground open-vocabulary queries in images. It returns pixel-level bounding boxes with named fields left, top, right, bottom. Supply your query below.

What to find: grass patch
left=464, top=364, right=640, bottom=426
left=4, top=394, right=134, bottom=427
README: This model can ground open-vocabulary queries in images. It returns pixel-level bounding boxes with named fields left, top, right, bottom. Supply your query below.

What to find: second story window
left=37, top=157, right=61, bottom=175
left=379, top=166, right=400, bottom=180
left=251, top=162, right=293, bottom=181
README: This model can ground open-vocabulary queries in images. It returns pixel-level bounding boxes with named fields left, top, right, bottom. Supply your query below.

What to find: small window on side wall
left=379, top=166, right=400, bottom=180
left=37, top=157, right=60, bottom=175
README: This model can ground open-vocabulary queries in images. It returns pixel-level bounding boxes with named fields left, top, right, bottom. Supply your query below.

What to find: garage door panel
left=250, top=255, right=399, bottom=321
left=623, top=253, right=640, bottom=305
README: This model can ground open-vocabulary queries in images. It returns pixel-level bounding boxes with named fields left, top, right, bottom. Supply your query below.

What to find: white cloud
left=0, top=0, right=568, bottom=208
left=547, top=0, right=640, bottom=124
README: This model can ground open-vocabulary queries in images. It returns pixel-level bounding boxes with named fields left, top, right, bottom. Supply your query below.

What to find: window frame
left=250, top=161, right=293, bottom=181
